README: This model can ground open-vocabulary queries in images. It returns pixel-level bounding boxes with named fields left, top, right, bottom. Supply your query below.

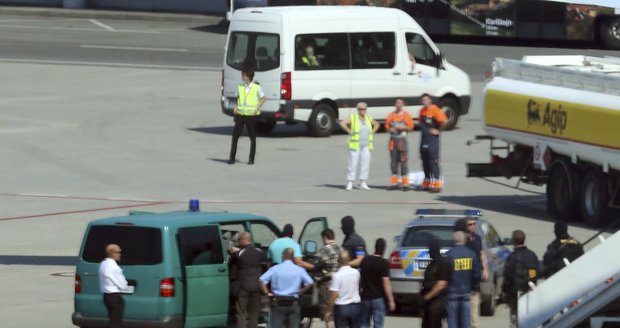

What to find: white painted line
left=0, top=58, right=219, bottom=71
left=20, top=193, right=68, bottom=198
left=0, top=24, right=161, bottom=34
left=81, top=45, right=188, bottom=53
left=89, top=19, right=116, bottom=32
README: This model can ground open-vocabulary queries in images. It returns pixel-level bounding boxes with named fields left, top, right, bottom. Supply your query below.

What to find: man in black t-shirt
left=421, top=239, right=450, bottom=328
left=341, top=216, right=367, bottom=268
left=359, top=238, right=395, bottom=328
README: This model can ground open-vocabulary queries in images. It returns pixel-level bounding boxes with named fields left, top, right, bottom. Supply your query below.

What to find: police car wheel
left=438, top=98, right=459, bottom=131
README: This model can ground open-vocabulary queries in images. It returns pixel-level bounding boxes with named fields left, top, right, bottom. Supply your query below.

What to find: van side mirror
left=304, top=240, right=318, bottom=256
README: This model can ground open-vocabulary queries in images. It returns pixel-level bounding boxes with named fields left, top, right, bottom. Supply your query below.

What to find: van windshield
left=82, top=225, right=163, bottom=265
left=227, top=32, right=280, bottom=72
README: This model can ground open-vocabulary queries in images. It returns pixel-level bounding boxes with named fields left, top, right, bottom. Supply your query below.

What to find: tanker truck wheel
left=546, top=159, right=579, bottom=222
left=579, top=168, right=610, bottom=227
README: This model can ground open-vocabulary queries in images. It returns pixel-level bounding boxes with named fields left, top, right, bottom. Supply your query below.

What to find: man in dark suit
left=230, top=232, right=267, bottom=328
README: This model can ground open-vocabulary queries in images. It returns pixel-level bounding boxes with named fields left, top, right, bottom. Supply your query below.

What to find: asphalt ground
left=0, top=10, right=618, bottom=328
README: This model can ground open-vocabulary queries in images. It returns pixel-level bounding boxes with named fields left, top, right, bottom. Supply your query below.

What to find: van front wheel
left=308, top=104, right=336, bottom=137
left=438, top=98, right=459, bottom=131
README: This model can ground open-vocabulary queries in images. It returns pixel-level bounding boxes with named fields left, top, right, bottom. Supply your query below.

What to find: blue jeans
left=360, top=297, right=385, bottom=328
left=335, top=303, right=361, bottom=328
left=447, top=294, right=470, bottom=328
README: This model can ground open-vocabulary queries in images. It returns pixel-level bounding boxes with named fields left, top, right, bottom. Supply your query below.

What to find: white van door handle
left=393, top=72, right=401, bottom=76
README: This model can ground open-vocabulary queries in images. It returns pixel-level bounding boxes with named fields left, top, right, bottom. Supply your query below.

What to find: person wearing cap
left=339, top=102, right=380, bottom=191
left=99, top=244, right=129, bottom=328
left=340, top=216, right=367, bottom=268
left=420, top=239, right=450, bottom=328
left=268, top=224, right=314, bottom=270
left=359, top=238, right=395, bottom=328
left=541, top=221, right=584, bottom=278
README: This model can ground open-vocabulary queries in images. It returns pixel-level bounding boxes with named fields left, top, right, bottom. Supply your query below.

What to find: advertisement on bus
left=450, top=0, right=515, bottom=37
left=566, top=4, right=613, bottom=39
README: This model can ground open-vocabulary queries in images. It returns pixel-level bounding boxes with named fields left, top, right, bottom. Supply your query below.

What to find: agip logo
left=527, top=99, right=567, bottom=135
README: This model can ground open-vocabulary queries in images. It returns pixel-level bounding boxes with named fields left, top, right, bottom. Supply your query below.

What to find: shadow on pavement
left=0, top=255, right=77, bottom=266
left=437, top=194, right=550, bottom=222
left=190, top=124, right=340, bottom=138
left=190, top=19, right=229, bottom=35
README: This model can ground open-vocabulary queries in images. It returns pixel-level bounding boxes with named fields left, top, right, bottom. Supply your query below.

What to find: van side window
left=250, top=222, right=279, bottom=251
left=350, top=32, right=396, bottom=69
left=226, top=32, right=280, bottom=72
left=295, top=33, right=349, bottom=70
left=82, top=226, right=162, bottom=265
left=178, top=226, right=225, bottom=266
left=406, top=33, right=437, bottom=67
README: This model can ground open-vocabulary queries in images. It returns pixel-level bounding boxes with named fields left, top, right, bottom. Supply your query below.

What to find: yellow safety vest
left=237, top=83, right=260, bottom=116
left=348, top=114, right=374, bottom=151
left=302, top=56, right=318, bottom=66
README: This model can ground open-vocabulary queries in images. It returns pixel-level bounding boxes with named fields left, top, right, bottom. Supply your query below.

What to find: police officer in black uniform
left=501, top=230, right=539, bottom=328
left=420, top=239, right=450, bottom=328
left=542, top=221, right=584, bottom=278
left=340, top=216, right=367, bottom=268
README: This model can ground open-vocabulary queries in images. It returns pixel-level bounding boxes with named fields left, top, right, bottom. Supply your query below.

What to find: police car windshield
left=402, top=226, right=454, bottom=248
left=226, top=32, right=280, bottom=72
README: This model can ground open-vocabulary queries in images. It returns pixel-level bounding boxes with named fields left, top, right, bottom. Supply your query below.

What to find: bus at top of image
left=266, top=0, right=620, bottom=50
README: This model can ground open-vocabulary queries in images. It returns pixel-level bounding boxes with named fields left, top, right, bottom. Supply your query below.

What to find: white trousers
left=347, top=146, right=371, bottom=181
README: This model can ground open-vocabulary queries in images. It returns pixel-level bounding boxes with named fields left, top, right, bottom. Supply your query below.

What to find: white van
left=221, top=6, right=471, bottom=137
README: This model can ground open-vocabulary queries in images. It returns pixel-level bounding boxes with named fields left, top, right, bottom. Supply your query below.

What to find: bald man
left=99, top=244, right=128, bottom=328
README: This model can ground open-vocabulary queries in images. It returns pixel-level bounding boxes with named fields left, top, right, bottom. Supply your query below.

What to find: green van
left=72, top=204, right=327, bottom=328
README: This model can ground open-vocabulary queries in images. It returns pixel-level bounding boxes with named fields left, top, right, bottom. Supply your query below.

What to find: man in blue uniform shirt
left=445, top=231, right=480, bottom=328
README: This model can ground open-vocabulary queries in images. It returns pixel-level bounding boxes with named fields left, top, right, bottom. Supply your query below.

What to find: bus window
left=406, top=33, right=436, bottom=68
left=350, top=32, right=396, bottom=69
left=295, top=33, right=350, bottom=70
left=226, top=32, right=280, bottom=72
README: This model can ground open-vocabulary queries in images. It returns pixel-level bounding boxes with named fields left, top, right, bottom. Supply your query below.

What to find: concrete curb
left=0, top=5, right=225, bottom=23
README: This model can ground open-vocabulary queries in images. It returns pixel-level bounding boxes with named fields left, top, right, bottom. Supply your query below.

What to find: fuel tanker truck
left=467, top=56, right=620, bottom=227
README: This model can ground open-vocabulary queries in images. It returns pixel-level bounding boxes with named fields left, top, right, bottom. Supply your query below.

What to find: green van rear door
left=177, top=225, right=229, bottom=327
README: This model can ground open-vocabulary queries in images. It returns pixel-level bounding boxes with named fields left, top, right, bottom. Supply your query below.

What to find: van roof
left=234, top=5, right=410, bottom=22
left=89, top=211, right=272, bottom=228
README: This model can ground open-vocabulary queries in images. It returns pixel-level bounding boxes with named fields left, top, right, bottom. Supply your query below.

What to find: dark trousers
left=229, top=115, right=257, bottom=162
left=270, top=300, right=300, bottom=328
left=389, top=138, right=409, bottom=176
left=236, top=290, right=261, bottom=328
left=422, top=297, right=446, bottom=328
left=335, top=303, right=361, bottom=328
left=420, top=149, right=440, bottom=182
left=103, top=293, right=124, bottom=328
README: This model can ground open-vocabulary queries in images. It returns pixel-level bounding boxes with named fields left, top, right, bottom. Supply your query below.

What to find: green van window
left=178, top=226, right=225, bottom=266
left=82, top=226, right=162, bottom=265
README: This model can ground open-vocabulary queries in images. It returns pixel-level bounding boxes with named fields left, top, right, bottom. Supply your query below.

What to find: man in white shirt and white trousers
left=327, top=251, right=362, bottom=328
left=99, top=244, right=128, bottom=328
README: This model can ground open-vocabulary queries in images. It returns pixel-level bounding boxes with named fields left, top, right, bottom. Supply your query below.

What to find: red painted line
left=0, top=202, right=166, bottom=222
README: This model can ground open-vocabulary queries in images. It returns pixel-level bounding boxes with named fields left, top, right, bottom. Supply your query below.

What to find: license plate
left=122, top=286, right=135, bottom=294
left=417, top=260, right=431, bottom=270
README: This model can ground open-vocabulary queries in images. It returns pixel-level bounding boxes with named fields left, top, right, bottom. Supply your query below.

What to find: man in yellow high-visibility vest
left=228, top=69, right=266, bottom=165
left=339, top=102, right=379, bottom=191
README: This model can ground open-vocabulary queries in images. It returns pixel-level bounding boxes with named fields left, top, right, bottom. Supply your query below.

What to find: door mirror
left=298, top=217, right=329, bottom=253
left=304, top=240, right=318, bottom=256
left=501, top=237, right=513, bottom=246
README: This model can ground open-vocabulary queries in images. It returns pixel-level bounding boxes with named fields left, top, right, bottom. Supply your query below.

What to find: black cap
left=375, top=238, right=386, bottom=255
left=341, top=216, right=355, bottom=235
left=282, top=224, right=294, bottom=238
left=554, top=221, right=569, bottom=239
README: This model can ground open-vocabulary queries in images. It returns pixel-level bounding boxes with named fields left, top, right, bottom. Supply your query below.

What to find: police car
left=389, top=209, right=511, bottom=316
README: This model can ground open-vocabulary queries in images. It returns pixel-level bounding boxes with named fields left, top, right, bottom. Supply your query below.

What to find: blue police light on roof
left=415, top=209, right=482, bottom=217
left=189, top=199, right=200, bottom=212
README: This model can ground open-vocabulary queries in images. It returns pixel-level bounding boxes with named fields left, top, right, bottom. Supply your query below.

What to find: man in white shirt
left=327, top=251, right=362, bottom=328
left=99, top=244, right=128, bottom=328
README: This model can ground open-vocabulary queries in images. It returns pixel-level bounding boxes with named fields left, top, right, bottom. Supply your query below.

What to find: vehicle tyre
left=480, top=283, right=496, bottom=316
left=437, top=97, right=459, bottom=131
left=308, top=103, right=336, bottom=137
left=256, top=120, right=277, bottom=134
left=599, top=16, right=620, bottom=50
left=579, top=168, right=611, bottom=227
left=546, top=159, right=579, bottom=222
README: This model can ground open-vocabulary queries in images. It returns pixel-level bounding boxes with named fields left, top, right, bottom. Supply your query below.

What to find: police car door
left=177, top=225, right=229, bottom=327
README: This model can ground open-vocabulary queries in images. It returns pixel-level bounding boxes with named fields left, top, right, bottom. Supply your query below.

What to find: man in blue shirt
left=445, top=231, right=481, bottom=328
left=260, top=248, right=314, bottom=328
left=268, top=224, right=314, bottom=270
